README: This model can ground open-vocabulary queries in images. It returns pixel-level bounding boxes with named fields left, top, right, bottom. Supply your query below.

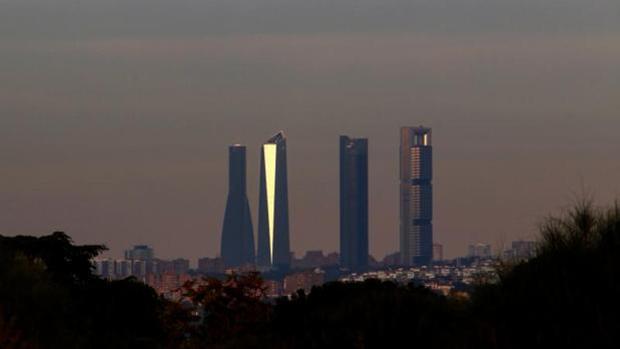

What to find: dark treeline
left=0, top=232, right=167, bottom=349
left=1, top=201, right=620, bottom=348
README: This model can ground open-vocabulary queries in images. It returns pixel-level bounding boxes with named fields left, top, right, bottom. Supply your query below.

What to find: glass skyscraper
left=257, top=132, right=291, bottom=271
left=220, top=145, right=255, bottom=269
left=339, top=136, right=369, bottom=272
left=400, top=126, right=433, bottom=266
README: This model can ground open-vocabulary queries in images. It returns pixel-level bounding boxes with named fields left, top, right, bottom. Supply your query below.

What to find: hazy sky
left=1, top=0, right=619, bottom=262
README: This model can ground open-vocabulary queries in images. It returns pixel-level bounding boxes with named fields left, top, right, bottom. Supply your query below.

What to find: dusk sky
left=1, top=0, right=619, bottom=262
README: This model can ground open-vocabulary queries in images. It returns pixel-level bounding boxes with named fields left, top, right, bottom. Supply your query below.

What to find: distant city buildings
left=94, top=245, right=195, bottom=298
left=93, top=125, right=544, bottom=300
left=339, top=135, right=369, bottom=272
left=382, top=252, right=402, bottom=266
left=172, top=258, right=190, bottom=274
left=503, top=240, right=537, bottom=260
left=197, top=257, right=224, bottom=274
left=94, top=258, right=115, bottom=279
left=257, top=132, right=291, bottom=271
left=400, top=126, right=433, bottom=266
left=283, top=269, right=326, bottom=295
left=95, top=251, right=506, bottom=300
left=125, top=245, right=154, bottom=260
left=114, top=259, right=132, bottom=278
left=220, top=145, right=256, bottom=269
left=340, top=259, right=498, bottom=296
left=468, top=243, right=492, bottom=259
left=88, top=125, right=552, bottom=303
left=432, top=243, right=444, bottom=262
left=291, top=250, right=339, bottom=269
left=148, top=272, right=193, bottom=300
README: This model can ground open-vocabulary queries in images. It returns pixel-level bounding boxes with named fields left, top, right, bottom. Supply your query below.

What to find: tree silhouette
left=471, top=200, right=620, bottom=348
left=270, top=280, right=472, bottom=349
left=0, top=231, right=105, bottom=287
left=3, top=200, right=620, bottom=348
left=180, top=271, right=271, bottom=347
left=0, top=232, right=168, bottom=348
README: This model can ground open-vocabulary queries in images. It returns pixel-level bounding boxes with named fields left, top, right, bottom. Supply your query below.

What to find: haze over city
left=2, top=0, right=619, bottom=262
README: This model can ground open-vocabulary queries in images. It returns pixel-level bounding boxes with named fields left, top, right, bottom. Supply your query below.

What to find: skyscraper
left=339, top=136, right=369, bottom=272
left=400, top=126, right=433, bottom=266
left=220, top=145, right=255, bottom=269
left=257, top=132, right=291, bottom=271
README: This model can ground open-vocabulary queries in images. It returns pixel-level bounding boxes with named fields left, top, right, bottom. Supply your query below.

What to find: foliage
left=4, top=200, right=620, bottom=348
left=271, top=280, right=473, bottom=349
left=0, top=307, right=36, bottom=349
left=471, top=200, right=620, bottom=348
left=0, top=232, right=105, bottom=287
left=0, top=232, right=167, bottom=349
left=179, top=272, right=272, bottom=348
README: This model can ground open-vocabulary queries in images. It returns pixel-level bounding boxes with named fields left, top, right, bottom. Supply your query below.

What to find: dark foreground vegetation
left=2, top=201, right=620, bottom=348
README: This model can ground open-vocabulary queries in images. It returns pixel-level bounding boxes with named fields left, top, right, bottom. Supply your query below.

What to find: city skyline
left=1, top=0, right=618, bottom=346
left=96, top=129, right=531, bottom=265
left=8, top=121, right=618, bottom=263
left=2, top=0, right=618, bottom=263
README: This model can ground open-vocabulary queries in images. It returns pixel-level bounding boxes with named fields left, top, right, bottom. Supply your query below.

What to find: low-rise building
left=198, top=257, right=224, bottom=274
left=283, top=269, right=326, bottom=295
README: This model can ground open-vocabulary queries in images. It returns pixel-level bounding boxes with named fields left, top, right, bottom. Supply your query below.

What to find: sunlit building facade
left=400, top=126, right=433, bottom=266
left=220, top=145, right=256, bottom=269
left=339, top=135, right=369, bottom=272
left=257, top=132, right=291, bottom=271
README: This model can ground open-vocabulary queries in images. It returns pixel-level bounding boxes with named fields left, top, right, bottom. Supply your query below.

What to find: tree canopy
left=2, top=201, right=620, bottom=348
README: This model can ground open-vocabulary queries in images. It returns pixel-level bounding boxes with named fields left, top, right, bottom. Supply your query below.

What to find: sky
left=1, top=0, right=619, bottom=262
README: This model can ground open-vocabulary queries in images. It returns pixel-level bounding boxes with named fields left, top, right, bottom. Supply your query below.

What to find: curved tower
left=257, top=131, right=291, bottom=271
left=220, top=145, right=255, bottom=269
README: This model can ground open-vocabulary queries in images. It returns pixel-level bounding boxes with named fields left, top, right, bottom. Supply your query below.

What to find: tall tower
left=400, top=127, right=433, bottom=266
left=220, top=145, right=255, bottom=269
left=340, top=136, right=369, bottom=272
left=257, top=132, right=291, bottom=271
